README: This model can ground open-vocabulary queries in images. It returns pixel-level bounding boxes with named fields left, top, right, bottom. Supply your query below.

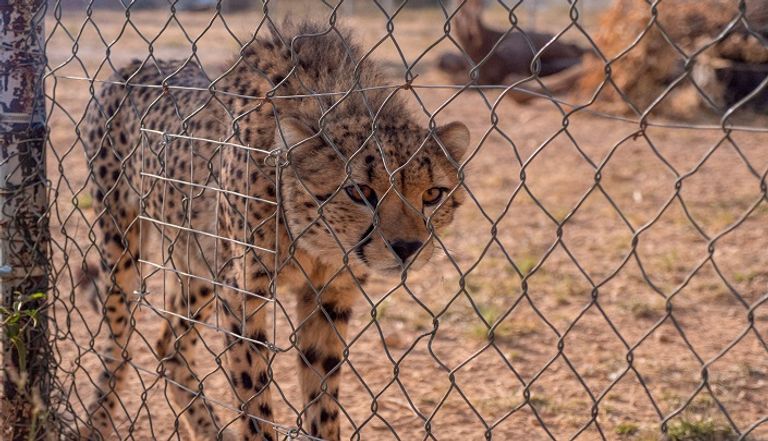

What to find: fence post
left=0, top=1, right=51, bottom=440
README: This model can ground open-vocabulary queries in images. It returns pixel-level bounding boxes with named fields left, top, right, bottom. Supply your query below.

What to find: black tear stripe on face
left=365, top=155, right=375, bottom=182
left=354, top=223, right=375, bottom=265
left=315, top=193, right=332, bottom=203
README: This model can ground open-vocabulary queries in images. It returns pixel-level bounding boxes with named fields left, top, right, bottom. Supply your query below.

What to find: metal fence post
left=0, top=1, right=51, bottom=440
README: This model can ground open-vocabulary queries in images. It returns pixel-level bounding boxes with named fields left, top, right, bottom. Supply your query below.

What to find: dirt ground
left=42, top=3, right=767, bottom=441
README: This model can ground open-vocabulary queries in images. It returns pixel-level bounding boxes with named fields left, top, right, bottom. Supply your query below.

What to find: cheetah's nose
left=390, top=240, right=423, bottom=262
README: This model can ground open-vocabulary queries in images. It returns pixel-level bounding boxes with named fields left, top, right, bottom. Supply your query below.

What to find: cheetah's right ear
left=276, top=117, right=341, bottom=177
left=274, top=117, right=318, bottom=151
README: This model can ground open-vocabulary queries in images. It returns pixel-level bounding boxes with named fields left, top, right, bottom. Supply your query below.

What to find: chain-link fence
left=1, top=0, right=767, bottom=440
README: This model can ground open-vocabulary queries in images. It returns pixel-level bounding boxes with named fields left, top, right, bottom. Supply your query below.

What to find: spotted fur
left=79, top=21, right=468, bottom=440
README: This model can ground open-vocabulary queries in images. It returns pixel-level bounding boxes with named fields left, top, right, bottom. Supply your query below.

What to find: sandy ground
left=40, top=3, right=767, bottom=441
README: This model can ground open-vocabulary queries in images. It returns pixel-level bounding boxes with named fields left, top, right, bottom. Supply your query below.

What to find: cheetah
left=79, top=21, right=469, bottom=440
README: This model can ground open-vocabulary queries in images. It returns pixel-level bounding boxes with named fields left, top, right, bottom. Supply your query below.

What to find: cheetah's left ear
left=434, top=121, right=470, bottom=163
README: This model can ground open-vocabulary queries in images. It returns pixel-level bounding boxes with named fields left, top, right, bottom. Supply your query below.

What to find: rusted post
left=0, top=1, right=51, bottom=440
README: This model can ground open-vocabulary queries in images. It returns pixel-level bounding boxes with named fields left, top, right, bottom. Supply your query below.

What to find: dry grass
left=43, top=4, right=768, bottom=440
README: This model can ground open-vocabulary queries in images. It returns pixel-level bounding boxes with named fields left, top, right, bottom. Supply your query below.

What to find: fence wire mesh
left=1, top=0, right=767, bottom=440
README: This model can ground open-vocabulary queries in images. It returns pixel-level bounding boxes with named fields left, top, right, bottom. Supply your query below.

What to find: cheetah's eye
left=423, top=187, right=448, bottom=206
left=345, top=184, right=378, bottom=207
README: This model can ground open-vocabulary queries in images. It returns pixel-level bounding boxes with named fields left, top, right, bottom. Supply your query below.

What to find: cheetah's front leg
left=79, top=211, right=141, bottom=440
left=220, top=265, right=276, bottom=441
left=295, top=273, right=355, bottom=440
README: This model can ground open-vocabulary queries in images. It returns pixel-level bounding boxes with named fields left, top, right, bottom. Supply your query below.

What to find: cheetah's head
left=278, top=115, right=469, bottom=275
